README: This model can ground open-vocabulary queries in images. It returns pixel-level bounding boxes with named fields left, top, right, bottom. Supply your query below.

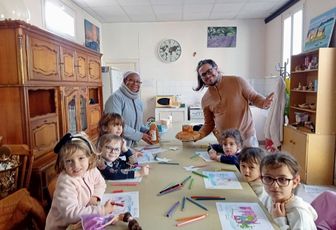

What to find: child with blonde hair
left=260, top=152, right=317, bottom=229
left=97, top=134, right=149, bottom=180
left=208, top=128, right=243, bottom=168
left=239, top=147, right=266, bottom=199
left=45, top=133, right=116, bottom=230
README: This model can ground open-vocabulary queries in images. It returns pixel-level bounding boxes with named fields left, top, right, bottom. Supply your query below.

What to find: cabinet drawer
left=30, top=115, right=59, bottom=158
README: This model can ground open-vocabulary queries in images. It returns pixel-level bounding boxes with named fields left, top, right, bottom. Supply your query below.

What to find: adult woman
left=104, top=71, right=152, bottom=146
left=194, top=59, right=273, bottom=147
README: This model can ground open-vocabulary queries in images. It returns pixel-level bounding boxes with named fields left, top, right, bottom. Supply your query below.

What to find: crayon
left=166, top=201, right=180, bottom=218
left=192, top=171, right=208, bottom=178
left=176, top=214, right=208, bottom=227
left=186, top=197, right=208, bottom=211
left=188, top=178, right=194, bottom=190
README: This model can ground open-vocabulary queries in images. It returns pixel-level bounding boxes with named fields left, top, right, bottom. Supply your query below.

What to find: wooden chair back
left=1, top=144, right=33, bottom=189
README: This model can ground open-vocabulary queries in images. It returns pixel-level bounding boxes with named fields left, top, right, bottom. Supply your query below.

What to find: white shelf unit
left=155, top=107, right=187, bottom=123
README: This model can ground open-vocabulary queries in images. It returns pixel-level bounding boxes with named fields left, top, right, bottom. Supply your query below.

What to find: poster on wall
left=304, top=7, right=336, bottom=52
left=207, top=26, right=237, bottom=48
left=84, top=19, right=100, bottom=52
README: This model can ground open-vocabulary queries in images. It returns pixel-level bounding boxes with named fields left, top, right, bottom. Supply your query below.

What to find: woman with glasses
left=105, top=71, right=152, bottom=147
left=193, top=59, right=274, bottom=147
left=260, top=152, right=317, bottom=229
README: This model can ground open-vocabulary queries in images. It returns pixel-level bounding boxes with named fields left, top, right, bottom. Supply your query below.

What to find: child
left=239, top=147, right=266, bottom=199
left=96, top=134, right=149, bottom=180
left=208, top=128, right=243, bottom=168
left=260, top=152, right=317, bottom=229
left=98, top=113, right=141, bottom=164
left=45, top=133, right=116, bottom=230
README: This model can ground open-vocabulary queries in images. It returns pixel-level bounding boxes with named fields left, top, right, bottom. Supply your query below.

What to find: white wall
left=265, top=0, right=336, bottom=76
left=102, top=20, right=266, bottom=120
left=22, top=0, right=102, bottom=48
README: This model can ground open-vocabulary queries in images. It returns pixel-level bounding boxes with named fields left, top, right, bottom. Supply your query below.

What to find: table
left=106, top=125, right=278, bottom=229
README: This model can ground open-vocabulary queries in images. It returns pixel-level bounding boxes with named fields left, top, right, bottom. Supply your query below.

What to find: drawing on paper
left=102, top=191, right=139, bottom=217
left=216, top=202, right=274, bottom=230
left=203, top=171, right=242, bottom=189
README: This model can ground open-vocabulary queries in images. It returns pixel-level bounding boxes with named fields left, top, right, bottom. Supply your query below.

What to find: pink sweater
left=199, top=76, right=266, bottom=141
left=45, top=168, right=106, bottom=230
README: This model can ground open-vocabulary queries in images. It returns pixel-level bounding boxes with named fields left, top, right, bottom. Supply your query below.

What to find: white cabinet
left=155, top=108, right=187, bottom=123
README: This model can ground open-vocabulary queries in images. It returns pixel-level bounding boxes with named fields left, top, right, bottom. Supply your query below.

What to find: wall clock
left=158, top=39, right=182, bottom=63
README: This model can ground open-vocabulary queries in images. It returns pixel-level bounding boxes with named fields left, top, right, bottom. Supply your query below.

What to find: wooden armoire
left=0, top=20, right=103, bottom=205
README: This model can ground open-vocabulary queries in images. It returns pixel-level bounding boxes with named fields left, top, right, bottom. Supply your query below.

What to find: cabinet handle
left=59, top=62, right=64, bottom=65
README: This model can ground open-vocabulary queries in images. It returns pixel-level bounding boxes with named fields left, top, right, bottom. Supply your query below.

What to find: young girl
left=96, top=134, right=149, bottom=180
left=98, top=113, right=141, bottom=164
left=239, top=147, right=266, bottom=199
left=208, top=128, right=243, bottom=168
left=45, top=133, right=116, bottom=230
left=260, top=152, right=317, bottom=229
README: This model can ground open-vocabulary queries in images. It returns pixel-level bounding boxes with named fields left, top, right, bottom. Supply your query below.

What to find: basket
left=0, top=151, right=20, bottom=198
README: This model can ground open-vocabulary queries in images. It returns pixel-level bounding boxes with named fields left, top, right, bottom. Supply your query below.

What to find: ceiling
left=71, top=0, right=290, bottom=23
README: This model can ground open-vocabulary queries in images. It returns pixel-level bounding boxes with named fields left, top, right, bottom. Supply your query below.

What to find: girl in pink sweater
left=45, top=133, right=116, bottom=230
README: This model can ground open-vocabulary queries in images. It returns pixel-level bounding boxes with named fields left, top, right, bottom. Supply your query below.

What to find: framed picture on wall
left=207, top=26, right=237, bottom=48
left=84, top=19, right=100, bottom=52
left=304, top=7, right=336, bottom=52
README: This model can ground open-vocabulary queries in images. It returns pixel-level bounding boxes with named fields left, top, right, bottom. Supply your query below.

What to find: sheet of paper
left=108, top=177, right=142, bottom=183
left=203, top=171, right=242, bottom=189
left=216, top=202, right=274, bottom=230
left=136, top=148, right=167, bottom=164
left=196, top=151, right=214, bottom=162
left=102, top=191, right=140, bottom=218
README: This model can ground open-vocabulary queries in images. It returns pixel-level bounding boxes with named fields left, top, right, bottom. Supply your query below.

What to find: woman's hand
left=142, top=133, right=153, bottom=145
left=271, top=202, right=286, bottom=218
left=262, top=92, right=274, bottom=109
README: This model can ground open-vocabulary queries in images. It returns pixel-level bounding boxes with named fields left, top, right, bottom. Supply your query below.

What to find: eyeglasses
left=200, top=67, right=215, bottom=79
left=127, top=79, right=142, bottom=85
left=261, top=176, right=294, bottom=187
left=104, top=146, right=120, bottom=153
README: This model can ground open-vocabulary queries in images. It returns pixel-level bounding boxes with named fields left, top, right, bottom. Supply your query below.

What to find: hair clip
left=54, top=132, right=94, bottom=154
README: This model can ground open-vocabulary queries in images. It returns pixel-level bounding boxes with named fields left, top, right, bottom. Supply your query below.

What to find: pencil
left=188, top=178, right=194, bottom=190
left=192, top=171, right=208, bottom=178
left=158, top=185, right=182, bottom=196
left=191, top=196, right=225, bottom=199
left=180, top=175, right=192, bottom=185
left=175, top=213, right=206, bottom=222
left=159, top=183, right=180, bottom=194
left=166, top=201, right=180, bottom=218
left=181, top=196, right=186, bottom=211
left=186, top=197, right=208, bottom=211
left=176, top=214, right=208, bottom=227
left=158, top=162, right=180, bottom=165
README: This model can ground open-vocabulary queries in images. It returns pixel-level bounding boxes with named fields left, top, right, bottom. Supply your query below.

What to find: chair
left=311, top=190, right=336, bottom=230
left=0, top=144, right=33, bottom=195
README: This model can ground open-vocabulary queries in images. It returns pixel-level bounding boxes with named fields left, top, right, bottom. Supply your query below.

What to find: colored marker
left=188, top=178, right=194, bottom=190
left=180, top=175, right=192, bottom=185
left=181, top=196, right=186, bottom=211
left=166, top=201, right=180, bottom=218
left=158, top=162, right=180, bottom=165
left=110, top=182, right=138, bottom=186
left=159, top=183, right=180, bottom=194
left=176, top=214, right=208, bottom=227
left=186, top=197, right=208, bottom=211
left=158, top=185, right=183, bottom=196
left=112, top=190, right=124, bottom=193
left=176, top=213, right=206, bottom=222
left=191, top=196, right=225, bottom=199
left=192, top=171, right=208, bottom=178
left=111, top=202, right=124, bottom=207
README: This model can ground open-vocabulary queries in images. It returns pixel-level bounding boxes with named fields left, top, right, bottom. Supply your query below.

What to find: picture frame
left=84, top=19, right=100, bottom=52
left=207, top=26, right=237, bottom=48
left=304, top=7, right=336, bottom=52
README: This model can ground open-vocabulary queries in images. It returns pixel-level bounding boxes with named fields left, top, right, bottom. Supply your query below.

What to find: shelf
left=291, top=90, right=316, bottom=93
left=290, top=106, right=316, bottom=113
left=291, top=69, right=318, bottom=74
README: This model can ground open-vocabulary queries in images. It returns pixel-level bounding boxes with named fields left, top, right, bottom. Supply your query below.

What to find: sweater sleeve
left=199, top=101, right=215, bottom=139
left=219, top=155, right=239, bottom=168
left=238, top=77, right=266, bottom=109
left=53, top=176, right=105, bottom=224
left=99, top=162, right=135, bottom=180
left=91, top=168, right=106, bottom=200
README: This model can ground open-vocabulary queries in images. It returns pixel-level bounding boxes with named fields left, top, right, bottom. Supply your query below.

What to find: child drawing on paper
left=96, top=134, right=149, bottom=180
left=208, top=129, right=243, bottom=168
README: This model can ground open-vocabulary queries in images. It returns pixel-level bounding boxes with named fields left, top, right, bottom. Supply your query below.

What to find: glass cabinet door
left=68, top=97, right=77, bottom=133
left=80, top=95, right=88, bottom=131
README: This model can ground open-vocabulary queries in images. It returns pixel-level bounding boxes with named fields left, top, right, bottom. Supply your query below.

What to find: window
left=282, top=9, right=303, bottom=68
left=44, top=0, right=75, bottom=39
